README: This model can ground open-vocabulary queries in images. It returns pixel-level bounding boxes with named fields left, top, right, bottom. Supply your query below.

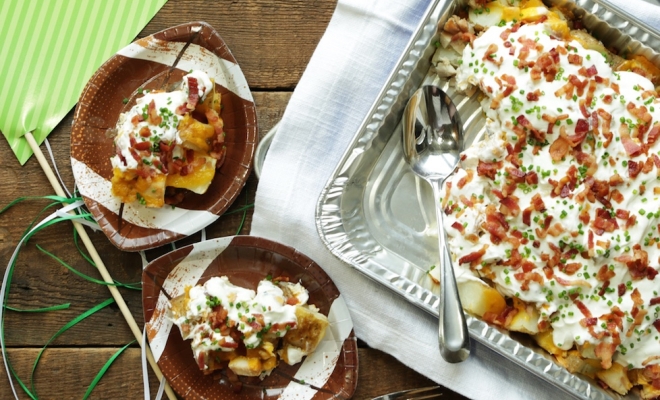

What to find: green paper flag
left=0, top=0, right=168, bottom=165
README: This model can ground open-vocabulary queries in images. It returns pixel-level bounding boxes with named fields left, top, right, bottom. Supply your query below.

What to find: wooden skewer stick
left=24, top=132, right=177, bottom=400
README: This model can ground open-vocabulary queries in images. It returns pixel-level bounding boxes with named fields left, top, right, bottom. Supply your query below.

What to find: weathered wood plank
left=0, top=348, right=463, bottom=400
left=140, top=0, right=337, bottom=89
left=0, top=92, right=290, bottom=346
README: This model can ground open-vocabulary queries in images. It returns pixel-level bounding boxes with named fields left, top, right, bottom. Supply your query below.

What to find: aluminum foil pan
left=315, top=0, right=660, bottom=399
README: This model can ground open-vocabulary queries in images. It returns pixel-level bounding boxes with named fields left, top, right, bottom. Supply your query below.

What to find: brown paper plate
left=71, top=22, right=258, bottom=251
left=142, top=236, right=358, bottom=400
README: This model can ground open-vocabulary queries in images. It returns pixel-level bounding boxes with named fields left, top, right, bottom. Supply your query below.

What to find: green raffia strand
left=82, top=340, right=136, bottom=400
left=36, top=245, right=139, bottom=290
left=0, top=208, right=104, bottom=399
left=72, top=227, right=96, bottom=267
left=235, top=192, right=250, bottom=235
left=0, top=243, right=35, bottom=398
left=6, top=359, right=35, bottom=400
left=22, top=201, right=61, bottom=238
left=0, top=195, right=80, bottom=214
left=224, top=203, right=254, bottom=216
left=30, top=298, right=116, bottom=397
left=5, top=303, right=70, bottom=313
left=71, top=229, right=142, bottom=291
left=1, top=195, right=85, bottom=238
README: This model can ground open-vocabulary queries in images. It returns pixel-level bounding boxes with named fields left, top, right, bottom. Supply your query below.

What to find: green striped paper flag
left=0, top=0, right=168, bottom=165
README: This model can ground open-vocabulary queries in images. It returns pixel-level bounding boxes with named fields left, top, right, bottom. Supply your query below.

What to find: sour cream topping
left=172, top=276, right=306, bottom=360
left=110, top=70, right=213, bottom=172
left=446, top=21, right=660, bottom=369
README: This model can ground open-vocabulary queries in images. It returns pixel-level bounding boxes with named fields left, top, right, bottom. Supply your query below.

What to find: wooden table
left=0, top=1, right=467, bottom=398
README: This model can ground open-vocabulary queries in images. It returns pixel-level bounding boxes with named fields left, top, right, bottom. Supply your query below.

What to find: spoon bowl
left=402, top=85, right=469, bottom=363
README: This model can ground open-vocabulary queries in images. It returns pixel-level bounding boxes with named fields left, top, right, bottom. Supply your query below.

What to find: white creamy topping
left=110, top=70, right=212, bottom=172
left=446, top=21, right=660, bottom=369
left=182, top=69, right=213, bottom=100
left=172, top=276, right=303, bottom=362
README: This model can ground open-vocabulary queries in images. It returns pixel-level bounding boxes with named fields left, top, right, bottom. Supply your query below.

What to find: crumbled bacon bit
left=451, top=32, right=476, bottom=44
left=628, top=160, right=642, bottom=179
left=615, top=209, right=630, bottom=220
left=575, top=300, right=592, bottom=318
left=615, top=245, right=652, bottom=280
left=483, top=205, right=509, bottom=244
left=451, top=221, right=465, bottom=233
left=587, top=178, right=611, bottom=208
left=456, top=170, right=474, bottom=189
left=586, top=65, right=598, bottom=76
left=526, top=89, right=542, bottom=101
left=460, top=194, right=474, bottom=207
left=649, top=124, right=660, bottom=146
left=513, top=270, right=544, bottom=291
left=530, top=49, right=560, bottom=81
left=131, top=114, right=143, bottom=126
left=627, top=102, right=653, bottom=125
left=598, top=280, right=610, bottom=297
left=525, top=171, right=539, bottom=185
left=530, top=193, right=546, bottom=212
left=133, top=141, right=152, bottom=152
left=186, top=77, right=200, bottom=110
left=562, top=262, right=582, bottom=275
left=569, top=119, right=590, bottom=145
left=567, top=54, right=583, bottom=65
left=611, top=82, right=620, bottom=94
left=608, top=174, right=624, bottom=186
left=549, top=136, right=570, bottom=161
left=555, top=80, right=575, bottom=99
left=595, top=341, right=617, bottom=369
left=597, top=264, right=616, bottom=281
left=643, top=157, right=655, bottom=174
left=477, top=160, right=502, bottom=180
left=500, top=196, right=521, bottom=217
left=618, top=283, right=627, bottom=296
left=443, top=15, right=471, bottom=34
left=139, top=126, right=151, bottom=137
left=483, top=306, right=518, bottom=327
left=592, top=208, right=618, bottom=234
left=619, top=122, right=644, bottom=157
left=147, top=99, right=162, bottom=125
left=627, top=289, right=648, bottom=337
left=483, top=43, right=502, bottom=65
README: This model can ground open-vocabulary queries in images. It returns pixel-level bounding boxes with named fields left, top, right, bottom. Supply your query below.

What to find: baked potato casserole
left=432, top=0, right=660, bottom=397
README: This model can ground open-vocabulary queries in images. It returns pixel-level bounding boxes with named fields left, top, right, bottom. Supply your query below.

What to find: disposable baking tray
left=315, top=0, right=660, bottom=398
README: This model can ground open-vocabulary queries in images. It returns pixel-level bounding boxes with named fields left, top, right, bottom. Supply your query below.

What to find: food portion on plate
left=169, top=275, right=329, bottom=382
left=143, top=236, right=357, bottom=399
left=71, top=22, right=258, bottom=251
left=431, top=0, right=660, bottom=397
left=110, top=70, right=226, bottom=208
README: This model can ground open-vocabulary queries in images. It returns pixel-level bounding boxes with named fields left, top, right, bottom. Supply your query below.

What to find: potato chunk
left=284, top=306, right=329, bottom=354
left=596, top=363, right=633, bottom=395
left=457, top=279, right=506, bottom=318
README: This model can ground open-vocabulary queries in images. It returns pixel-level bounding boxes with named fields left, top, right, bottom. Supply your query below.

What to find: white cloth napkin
left=251, top=0, right=660, bottom=399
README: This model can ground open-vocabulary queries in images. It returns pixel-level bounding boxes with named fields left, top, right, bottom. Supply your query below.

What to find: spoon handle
left=431, top=179, right=470, bottom=363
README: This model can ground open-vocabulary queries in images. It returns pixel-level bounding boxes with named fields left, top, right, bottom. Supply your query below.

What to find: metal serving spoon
left=402, top=85, right=469, bottom=363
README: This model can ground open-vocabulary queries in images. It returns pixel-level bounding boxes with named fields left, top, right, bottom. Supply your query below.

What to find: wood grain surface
left=0, top=0, right=467, bottom=399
